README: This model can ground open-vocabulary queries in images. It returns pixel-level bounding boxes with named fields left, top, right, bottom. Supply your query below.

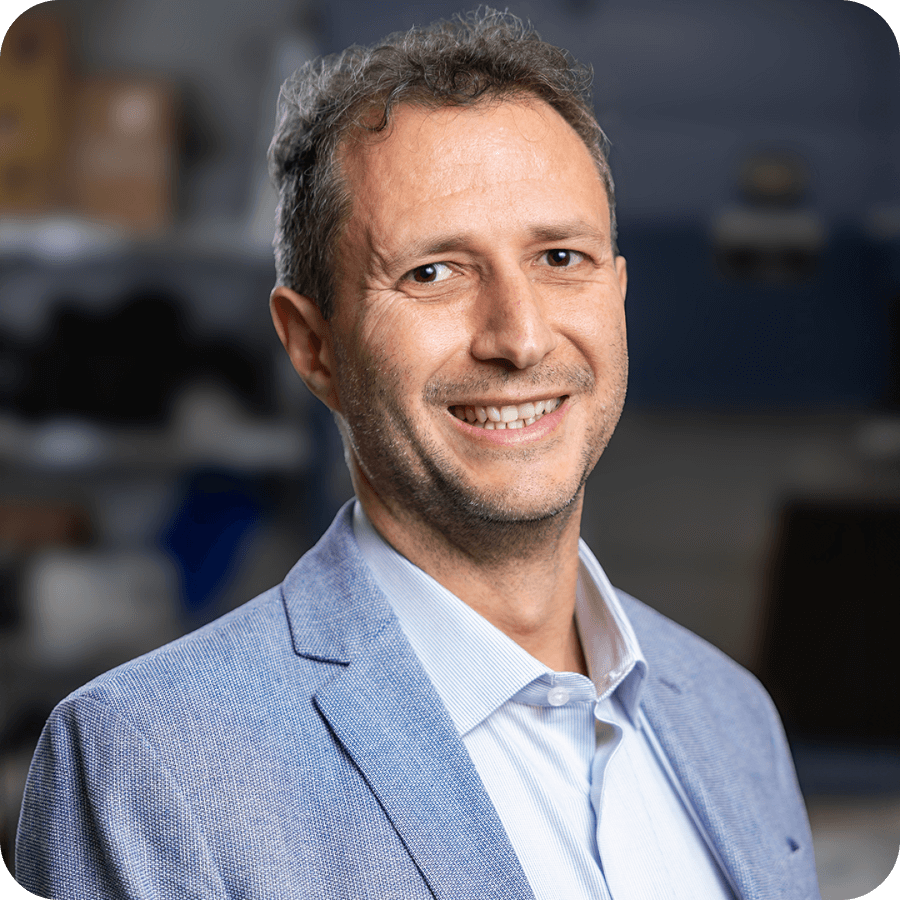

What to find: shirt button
left=547, top=686, right=570, bottom=706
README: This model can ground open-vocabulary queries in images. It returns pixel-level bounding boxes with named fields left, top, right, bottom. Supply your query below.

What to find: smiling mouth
left=450, top=397, right=564, bottom=430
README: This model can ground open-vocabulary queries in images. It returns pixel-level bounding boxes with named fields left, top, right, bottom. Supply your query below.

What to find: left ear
left=615, top=255, right=627, bottom=300
left=269, top=286, right=341, bottom=412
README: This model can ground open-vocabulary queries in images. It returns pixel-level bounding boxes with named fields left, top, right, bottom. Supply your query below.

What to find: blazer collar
left=280, top=502, right=534, bottom=900
left=280, top=502, right=395, bottom=663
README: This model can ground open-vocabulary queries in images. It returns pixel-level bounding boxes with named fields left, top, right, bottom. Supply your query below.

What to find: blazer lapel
left=640, top=675, right=764, bottom=899
left=628, top=596, right=804, bottom=900
left=314, top=624, right=533, bottom=900
left=282, top=505, right=533, bottom=900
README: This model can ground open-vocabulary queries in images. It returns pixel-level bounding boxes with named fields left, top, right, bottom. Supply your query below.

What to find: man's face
left=326, top=98, right=628, bottom=533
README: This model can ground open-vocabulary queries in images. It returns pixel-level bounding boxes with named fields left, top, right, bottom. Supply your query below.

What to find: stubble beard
left=333, top=343, right=626, bottom=564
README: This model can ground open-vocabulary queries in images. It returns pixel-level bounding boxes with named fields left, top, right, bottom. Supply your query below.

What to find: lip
left=447, top=396, right=569, bottom=443
left=447, top=395, right=564, bottom=409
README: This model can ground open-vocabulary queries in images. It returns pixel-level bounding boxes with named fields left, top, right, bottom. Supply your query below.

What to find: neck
left=357, top=479, right=589, bottom=675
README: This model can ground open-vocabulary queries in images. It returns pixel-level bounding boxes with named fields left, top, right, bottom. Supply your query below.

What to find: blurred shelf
left=0, top=411, right=310, bottom=476
left=0, top=214, right=275, bottom=267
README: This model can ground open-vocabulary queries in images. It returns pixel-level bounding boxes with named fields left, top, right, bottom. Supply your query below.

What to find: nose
left=470, top=269, right=558, bottom=369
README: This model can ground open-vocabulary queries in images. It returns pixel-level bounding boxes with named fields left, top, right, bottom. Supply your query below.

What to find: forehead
left=347, top=97, right=586, bottom=174
left=335, top=99, right=608, bottom=259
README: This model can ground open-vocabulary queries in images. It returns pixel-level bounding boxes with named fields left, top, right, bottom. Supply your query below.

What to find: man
left=16, top=11, right=820, bottom=900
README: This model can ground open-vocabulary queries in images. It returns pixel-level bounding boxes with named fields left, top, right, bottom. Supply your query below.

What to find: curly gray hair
left=268, top=8, right=616, bottom=320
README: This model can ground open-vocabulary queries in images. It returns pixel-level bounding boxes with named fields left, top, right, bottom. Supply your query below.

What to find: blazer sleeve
left=16, top=694, right=229, bottom=900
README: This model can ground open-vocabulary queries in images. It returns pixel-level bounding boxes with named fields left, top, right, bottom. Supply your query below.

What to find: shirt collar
left=353, top=501, right=648, bottom=734
left=575, top=536, right=648, bottom=720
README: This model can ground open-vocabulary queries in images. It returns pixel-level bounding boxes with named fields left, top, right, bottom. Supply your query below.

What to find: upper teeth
left=451, top=397, right=561, bottom=429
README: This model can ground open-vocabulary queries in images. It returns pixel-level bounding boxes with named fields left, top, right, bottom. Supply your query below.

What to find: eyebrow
left=526, top=222, right=608, bottom=245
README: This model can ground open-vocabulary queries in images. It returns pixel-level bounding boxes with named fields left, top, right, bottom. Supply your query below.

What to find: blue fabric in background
left=161, top=469, right=262, bottom=620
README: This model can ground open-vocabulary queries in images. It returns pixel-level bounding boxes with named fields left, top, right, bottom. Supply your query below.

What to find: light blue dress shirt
left=353, top=502, right=736, bottom=900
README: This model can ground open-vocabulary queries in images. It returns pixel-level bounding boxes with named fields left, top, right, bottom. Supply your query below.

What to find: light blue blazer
left=16, top=503, right=820, bottom=900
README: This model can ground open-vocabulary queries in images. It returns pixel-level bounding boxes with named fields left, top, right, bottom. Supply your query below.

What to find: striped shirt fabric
left=353, top=503, right=736, bottom=900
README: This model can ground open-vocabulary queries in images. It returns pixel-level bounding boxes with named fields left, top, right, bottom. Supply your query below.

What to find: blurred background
left=0, top=0, right=898, bottom=896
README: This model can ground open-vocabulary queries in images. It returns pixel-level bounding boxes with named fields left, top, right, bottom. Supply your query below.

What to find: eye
left=407, top=262, right=452, bottom=283
left=544, top=249, right=586, bottom=267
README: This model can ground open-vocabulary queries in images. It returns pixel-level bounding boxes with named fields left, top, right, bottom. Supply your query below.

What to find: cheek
left=556, top=290, right=627, bottom=360
left=593, top=285, right=628, bottom=346
left=359, top=301, right=468, bottom=371
left=608, top=309, right=628, bottom=355
left=355, top=303, right=398, bottom=362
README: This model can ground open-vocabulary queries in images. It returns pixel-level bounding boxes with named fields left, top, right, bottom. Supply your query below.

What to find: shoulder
left=59, top=503, right=364, bottom=726
left=40, top=501, right=389, bottom=775
left=81, top=583, right=287, bottom=692
left=619, top=588, right=754, bottom=676
left=44, top=585, right=298, bottom=751
left=617, top=586, right=806, bottom=813
left=616, top=588, right=779, bottom=717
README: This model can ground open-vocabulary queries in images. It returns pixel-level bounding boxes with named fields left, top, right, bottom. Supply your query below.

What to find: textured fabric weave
left=15, top=501, right=821, bottom=899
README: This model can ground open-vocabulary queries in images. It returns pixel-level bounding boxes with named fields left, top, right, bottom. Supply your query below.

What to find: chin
left=436, top=471, right=586, bottom=527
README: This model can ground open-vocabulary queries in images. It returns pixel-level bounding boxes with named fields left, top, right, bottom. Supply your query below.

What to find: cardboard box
left=0, top=11, right=69, bottom=212
left=66, top=77, right=177, bottom=231
left=0, top=500, right=92, bottom=551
